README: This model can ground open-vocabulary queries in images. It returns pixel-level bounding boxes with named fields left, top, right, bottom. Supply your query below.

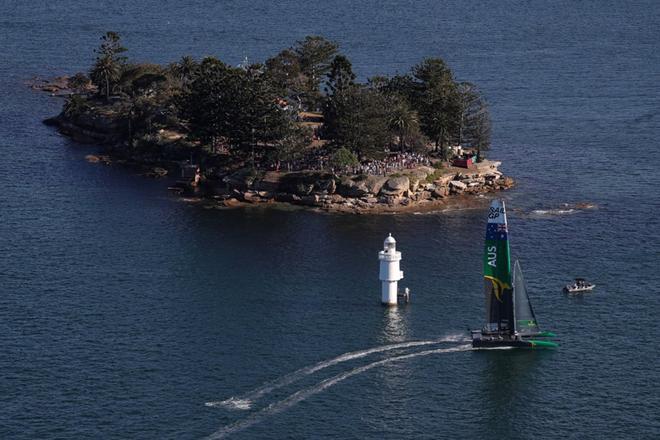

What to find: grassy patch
left=425, top=168, right=452, bottom=183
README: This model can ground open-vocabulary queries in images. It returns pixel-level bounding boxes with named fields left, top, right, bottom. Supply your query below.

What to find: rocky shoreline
left=38, top=72, right=514, bottom=215
left=44, top=110, right=514, bottom=214
left=197, top=163, right=513, bottom=214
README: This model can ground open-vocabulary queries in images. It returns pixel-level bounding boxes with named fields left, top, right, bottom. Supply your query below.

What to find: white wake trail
left=205, top=343, right=472, bottom=439
left=206, top=334, right=467, bottom=410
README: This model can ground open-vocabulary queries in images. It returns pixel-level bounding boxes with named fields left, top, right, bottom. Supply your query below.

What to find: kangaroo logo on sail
left=485, top=275, right=510, bottom=302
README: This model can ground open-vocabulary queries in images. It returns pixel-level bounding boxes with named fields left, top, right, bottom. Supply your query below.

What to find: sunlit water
left=1, top=1, right=659, bottom=438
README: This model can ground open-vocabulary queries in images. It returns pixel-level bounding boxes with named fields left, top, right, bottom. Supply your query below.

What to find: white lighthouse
left=378, top=234, right=404, bottom=306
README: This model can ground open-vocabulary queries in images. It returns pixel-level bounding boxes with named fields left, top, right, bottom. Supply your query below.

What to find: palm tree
left=176, top=56, right=198, bottom=84
left=90, top=54, right=120, bottom=100
left=388, top=104, right=419, bottom=151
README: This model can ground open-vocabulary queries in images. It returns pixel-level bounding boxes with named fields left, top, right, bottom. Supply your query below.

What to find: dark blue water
left=2, top=1, right=659, bottom=438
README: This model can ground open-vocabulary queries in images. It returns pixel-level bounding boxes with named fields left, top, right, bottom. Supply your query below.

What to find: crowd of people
left=265, top=151, right=432, bottom=175
left=352, top=152, right=431, bottom=175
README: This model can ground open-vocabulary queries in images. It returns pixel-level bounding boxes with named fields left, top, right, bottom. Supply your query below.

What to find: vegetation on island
left=60, top=32, right=492, bottom=174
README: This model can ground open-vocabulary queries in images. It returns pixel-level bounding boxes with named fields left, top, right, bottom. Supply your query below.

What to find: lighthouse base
left=381, top=281, right=398, bottom=306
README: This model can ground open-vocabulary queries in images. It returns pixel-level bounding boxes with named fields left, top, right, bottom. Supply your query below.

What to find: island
left=41, top=32, right=513, bottom=214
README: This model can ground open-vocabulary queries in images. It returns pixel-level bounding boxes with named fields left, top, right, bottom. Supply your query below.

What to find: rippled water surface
left=1, top=1, right=659, bottom=438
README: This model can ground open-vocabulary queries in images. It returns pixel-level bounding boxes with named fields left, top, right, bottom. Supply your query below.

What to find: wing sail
left=483, top=200, right=514, bottom=334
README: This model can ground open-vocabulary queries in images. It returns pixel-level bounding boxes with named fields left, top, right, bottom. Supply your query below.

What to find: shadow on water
left=474, top=350, right=551, bottom=438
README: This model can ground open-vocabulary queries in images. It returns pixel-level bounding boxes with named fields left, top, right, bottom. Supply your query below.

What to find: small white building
left=378, top=234, right=404, bottom=305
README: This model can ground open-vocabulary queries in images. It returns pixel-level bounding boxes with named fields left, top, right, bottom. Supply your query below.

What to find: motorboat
left=563, top=278, right=595, bottom=294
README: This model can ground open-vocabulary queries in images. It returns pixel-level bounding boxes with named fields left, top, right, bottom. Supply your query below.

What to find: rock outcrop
left=380, top=176, right=410, bottom=196
left=204, top=160, right=513, bottom=213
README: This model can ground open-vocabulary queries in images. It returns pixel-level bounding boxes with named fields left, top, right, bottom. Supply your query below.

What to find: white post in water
left=379, top=234, right=403, bottom=306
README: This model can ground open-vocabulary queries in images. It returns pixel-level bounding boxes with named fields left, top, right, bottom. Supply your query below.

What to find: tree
left=456, top=82, right=477, bottom=146
left=169, top=55, right=199, bottom=88
left=385, top=74, right=416, bottom=101
left=180, top=57, right=291, bottom=154
left=411, top=58, right=460, bottom=159
left=63, top=94, right=90, bottom=118
left=387, top=99, right=422, bottom=152
left=323, top=85, right=392, bottom=159
left=465, top=102, right=492, bottom=160
left=243, top=68, right=294, bottom=157
left=455, top=82, right=491, bottom=158
left=68, top=73, right=91, bottom=94
left=264, top=49, right=304, bottom=100
left=366, top=75, right=389, bottom=92
left=89, top=31, right=127, bottom=100
left=273, top=121, right=312, bottom=170
left=130, top=72, right=167, bottom=93
left=325, top=55, right=355, bottom=95
left=179, top=57, right=236, bottom=148
left=330, top=146, right=359, bottom=169
left=109, top=63, right=172, bottom=148
left=293, top=36, right=338, bottom=109
left=119, top=63, right=167, bottom=95
left=118, top=94, right=157, bottom=148
left=90, top=55, right=121, bottom=101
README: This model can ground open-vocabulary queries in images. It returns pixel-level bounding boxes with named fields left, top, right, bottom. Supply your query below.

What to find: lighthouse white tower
left=378, top=234, right=404, bottom=305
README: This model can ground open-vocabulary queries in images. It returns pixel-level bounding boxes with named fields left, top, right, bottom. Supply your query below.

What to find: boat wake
left=531, top=208, right=577, bottom=216
left=207, top=398, right=252, bottom=410
left=529, top=202, right=597, bottom=217
left=205, top=333, right=467, bottom=411
left=204, top=344, right=472, bottom=439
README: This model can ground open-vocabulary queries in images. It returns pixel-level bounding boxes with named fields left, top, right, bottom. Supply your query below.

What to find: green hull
left=471, top=329, right=559, bottom=349
left=526, top=339, right=559, bottom=348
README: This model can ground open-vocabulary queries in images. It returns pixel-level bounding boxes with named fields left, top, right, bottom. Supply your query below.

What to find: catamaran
left=471, top=200, right=559, bottom=349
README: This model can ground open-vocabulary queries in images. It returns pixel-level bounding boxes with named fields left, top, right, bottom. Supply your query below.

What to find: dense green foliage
left=179, top=57, right=292, bottom=152
left=330, top=147, right=359, bottom=168
left=325, top=55, right=356, bottom=96
left=410, top=58, right=460, bottom=159
left=72, top=32, right=493, bottom=170
left=323, top=85, right=392, bottom=158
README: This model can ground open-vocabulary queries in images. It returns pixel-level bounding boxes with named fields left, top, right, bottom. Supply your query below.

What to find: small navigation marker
left=378, top=234, right=405, bottom=306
